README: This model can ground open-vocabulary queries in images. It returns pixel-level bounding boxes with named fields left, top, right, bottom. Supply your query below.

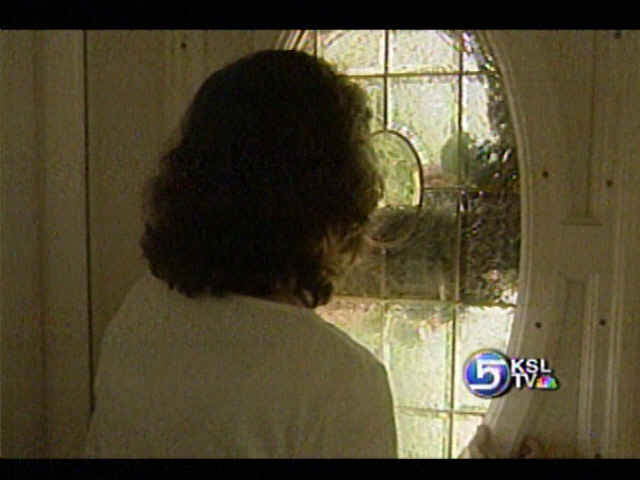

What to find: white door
left=483, top=30, right=640, bottom=459
left=80, top=30, right=640, bottom=458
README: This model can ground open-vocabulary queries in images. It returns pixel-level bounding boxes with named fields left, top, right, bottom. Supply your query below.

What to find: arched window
left=282, top=30, right=521, bottom=458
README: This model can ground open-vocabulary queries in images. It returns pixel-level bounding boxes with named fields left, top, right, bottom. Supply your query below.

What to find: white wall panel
left=1, top=30, right=46, bottom=458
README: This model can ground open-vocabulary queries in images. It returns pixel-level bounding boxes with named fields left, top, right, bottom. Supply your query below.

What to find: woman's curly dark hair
left=141, top=49, right=383, bottom=308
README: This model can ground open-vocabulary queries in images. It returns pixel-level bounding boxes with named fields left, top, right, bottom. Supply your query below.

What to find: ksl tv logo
left=463, top=349, right=560, bottom=399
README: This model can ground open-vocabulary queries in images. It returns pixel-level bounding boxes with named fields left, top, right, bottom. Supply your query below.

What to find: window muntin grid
left=289, top=30, right=520, bottom=459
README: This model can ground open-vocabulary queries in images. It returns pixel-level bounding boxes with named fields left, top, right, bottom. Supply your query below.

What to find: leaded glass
left=318, top=30, right=385, bottom=75
left=454, top=305, right=514, bottom=412
left=389, top=30, right=459, bottom=74
left=350, top=77, right=385, bottom=133
left=371, top=130, right=422, bottom=208
left=333, top=247, right=384, bottom=298
left=385, top=301, right=453, bottom=410
left=295, top=30, right=316, bottom=55
left=462, top=75, right=494, bottom=146
left=288, top=29, right=519, bottom=459
left=384, top=190, right=458, bottom=300
left=462, top=31, right=497, bottom=74
left=315, top=298, right=384, bottom=360
left=452, top=413, right=484, bottom=457
left=396, top=410, right=450, bottom=458
left=388, top=76, right=459, bottom=181
left=459, top=191, right=520, bottom=304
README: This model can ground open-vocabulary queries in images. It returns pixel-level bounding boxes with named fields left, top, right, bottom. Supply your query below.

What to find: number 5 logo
left=472, top=359, right=505, bottom=390
left=463, top=350, right=512, bottom=399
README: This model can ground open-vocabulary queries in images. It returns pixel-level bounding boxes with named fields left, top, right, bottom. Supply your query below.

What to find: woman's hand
left=461, top=425, right=496, bottom=458
left=461, top=425, right=547, bottom=458
left=515, top=436, right=545, bottom=459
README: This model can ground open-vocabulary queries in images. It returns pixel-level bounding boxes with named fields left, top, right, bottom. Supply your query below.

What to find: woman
left=84, top=49, right=397, bottom=458
left=83, top=48, right=543, bottom=459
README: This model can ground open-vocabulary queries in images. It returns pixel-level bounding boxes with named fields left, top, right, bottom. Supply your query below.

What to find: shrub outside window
left=285, top=30, right=521, bottom=458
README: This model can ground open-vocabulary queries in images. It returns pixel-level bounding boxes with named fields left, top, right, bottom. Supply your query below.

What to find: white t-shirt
left=83, top=272, right=398, bottom=458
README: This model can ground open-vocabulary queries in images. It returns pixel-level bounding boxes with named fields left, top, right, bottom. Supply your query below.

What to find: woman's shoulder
left=227, top=291, right=384, bottom=371
left=106, top=272, right=384, bottom=376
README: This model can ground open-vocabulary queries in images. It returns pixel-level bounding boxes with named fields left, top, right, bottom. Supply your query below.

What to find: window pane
left=389, top=76, right=460, bottom=186
left=389, top=30, right=459, bottom=74
left=333, top=245, right=384, bottom=298
left=288, top=29, right=521, bottom=460
left=316, top=297, right=384, bottom=361
left=459, top=190, right=520, bottom=304
left=462, top=31, right=497, bottom=74
left=385, top=301, right=453, bottom=410
left=384, top=190, right=458, bottom=301
left=452, top=413, right=484, bottom=457
left=294, top=30, right=316, bottom=55
left=372, top=131, right=422, bottom=208
left=463, top=75, right=514, bottom=188
left=463, top=75, right=494, bottom=146
left=483, top=75, right=516, bottom=146
left=396, top=410, right=450, bottom=458
left=454, top=305, right=514, bottom=412
left=350, top=77, right=384, bottom=133
left=318, top=30, right=385, bottom=75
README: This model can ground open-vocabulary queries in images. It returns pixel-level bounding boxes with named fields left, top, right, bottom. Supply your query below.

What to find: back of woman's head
left=141, top=49, right=383, bottom=308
